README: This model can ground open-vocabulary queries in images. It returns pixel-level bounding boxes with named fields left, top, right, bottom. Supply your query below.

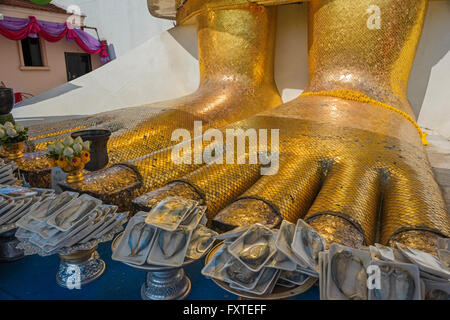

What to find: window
left=18, top=37, right=48, bottom=70
left=21, top=37, right=43, bottom=67
left=65, top=53, right=92, bottom=81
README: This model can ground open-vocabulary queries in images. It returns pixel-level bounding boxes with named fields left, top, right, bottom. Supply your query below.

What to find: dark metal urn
left=71, top=129, right=111, bottom=171
left=0, top=88, right=14, bottom=115
left=0, top=88, right=15, bottom=125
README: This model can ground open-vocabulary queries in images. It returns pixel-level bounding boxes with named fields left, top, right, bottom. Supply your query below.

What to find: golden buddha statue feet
left=31, top=0, right=450, bottom=254
left=18, top=4, right=282, bottom=186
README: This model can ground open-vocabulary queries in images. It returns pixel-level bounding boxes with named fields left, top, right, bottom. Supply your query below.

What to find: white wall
left=415, top=1, right=450, bottom=139
left=12, top=24, right=199, bottom=118
left=53, top=0, right=173, bottom=57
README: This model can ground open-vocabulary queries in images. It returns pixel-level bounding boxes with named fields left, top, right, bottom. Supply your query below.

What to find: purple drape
left=0, top=16, right=109, bottom=62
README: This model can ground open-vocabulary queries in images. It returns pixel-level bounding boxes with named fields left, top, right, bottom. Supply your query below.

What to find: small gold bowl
left=57, top=157, right=86, bottom=184
left=3, top=141, right=24, bottom=160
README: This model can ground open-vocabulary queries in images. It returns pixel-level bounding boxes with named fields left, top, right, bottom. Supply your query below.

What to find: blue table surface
left=0, top=242, right=320, bottom=300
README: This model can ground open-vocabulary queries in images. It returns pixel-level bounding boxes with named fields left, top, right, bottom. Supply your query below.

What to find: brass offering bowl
left=58, top=160, right=85, bottom=184
left=3, top=142, right=24, bottom=161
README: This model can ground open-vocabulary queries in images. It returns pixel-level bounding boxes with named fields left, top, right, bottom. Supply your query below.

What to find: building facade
left=0, top=0, right=104, bottom=98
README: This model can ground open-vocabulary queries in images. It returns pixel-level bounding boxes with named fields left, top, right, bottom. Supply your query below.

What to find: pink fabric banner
left=0, top=16, right=109, bottom=62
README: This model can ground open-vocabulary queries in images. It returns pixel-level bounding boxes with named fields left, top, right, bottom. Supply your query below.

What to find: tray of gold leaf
left=205, top=242, right=317, bottom=300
